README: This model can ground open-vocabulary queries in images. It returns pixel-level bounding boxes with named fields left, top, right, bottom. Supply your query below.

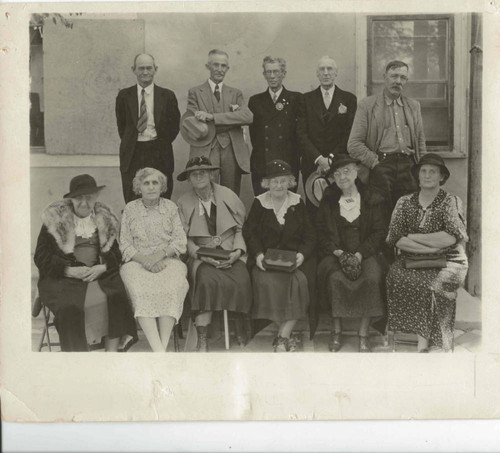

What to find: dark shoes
left=359, top=335, right=371, bottom=353
left=329, top=332, right=342, bottom=352
left=196, top=326, right=208, bottom=352
left=273, top=336, right=288, bottom=352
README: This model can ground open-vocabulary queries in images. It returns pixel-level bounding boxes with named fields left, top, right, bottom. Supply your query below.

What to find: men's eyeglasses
left=333, top=167, right=354, bottom=178
left=264, top=70, right=282, bottom=76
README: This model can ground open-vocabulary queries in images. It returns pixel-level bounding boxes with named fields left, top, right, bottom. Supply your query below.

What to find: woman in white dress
left=120, top=168, right=189, bottom=352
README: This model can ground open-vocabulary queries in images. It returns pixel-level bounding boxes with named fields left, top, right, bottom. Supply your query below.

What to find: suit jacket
left=248, top=87, right=303, bottom=175
left=186, top=81, right=253, bottom=173
left=115, top=84, right=180, bottom=173
left=297, top=85, right=357, bottom=176
left=347, top=92, right=426, bottom=180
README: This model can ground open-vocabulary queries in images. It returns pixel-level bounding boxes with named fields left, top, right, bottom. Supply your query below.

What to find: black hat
left=411, top=153, right=450, bottom=185
left=177, top=156, right=220, bottom=182
left=328, top=154, right=360, bottom=174
left=63, top=174, right=105, bottom=199
left=264, top=160, right=293, bottom=179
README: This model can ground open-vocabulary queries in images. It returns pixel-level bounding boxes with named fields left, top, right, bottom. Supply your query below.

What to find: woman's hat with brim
left=304, top=172, right=333, bottom=207
left=263, top=159, right=293, bottom=179
left=411, top=153, right=450, bottom=185
left=180, top=111, right=216, bottom=147
left=63, top=174, right=105, bottom=199
left=177, top=156, right=220, bottom=182
left=328, top=154, right=360, bottom=174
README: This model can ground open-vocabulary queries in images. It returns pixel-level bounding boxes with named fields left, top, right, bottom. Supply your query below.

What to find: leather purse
left=197, top=247, right=232, bottom=261
left=263, top=249, right=297, bottom=272
left=404, top=253, right=447, bottom=269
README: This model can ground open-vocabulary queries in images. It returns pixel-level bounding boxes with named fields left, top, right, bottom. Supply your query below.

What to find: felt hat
left=177, top=156, right=220, bottom=182
left=264, top=160, right=293, bottom=179
left=63, top=174, right=105, bottom=199
left=180, top=111, right=216, bottom=147
left=304, top=172, right=333, bottom=207
left=411, top=153, right=450, bottom=185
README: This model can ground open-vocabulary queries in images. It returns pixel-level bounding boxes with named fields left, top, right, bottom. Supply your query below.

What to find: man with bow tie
left=185, top=49, right=253, bottom=196
left=297, top=56, right=357, bottom=211
left=115, top=53, right=180, bottom=203
left=248, top=56, right=304, bottom=196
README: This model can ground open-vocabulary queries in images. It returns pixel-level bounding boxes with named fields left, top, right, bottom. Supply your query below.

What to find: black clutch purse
left=404, top=253, right=447, bottom=269
left=263, top=249, right=297, bottom=272
left=197, top=247, right=232, bottom=261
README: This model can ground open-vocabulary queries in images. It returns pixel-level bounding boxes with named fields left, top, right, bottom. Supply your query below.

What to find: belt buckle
left=212, top=236, right=222, bottom=246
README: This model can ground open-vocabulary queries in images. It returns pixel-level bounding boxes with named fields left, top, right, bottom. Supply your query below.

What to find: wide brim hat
left=263, top=159, right=293, bottom=180
left=177, top=156, right=220, bottom=182
left=328, top=154, right=361, bottom=174
left=411, top=153, right=450, bottom=185
left=304, top=171, right=334, bottom=208
left=63, top=174, right=105, bottom=198
left=180, top=111, right=216, bottom=147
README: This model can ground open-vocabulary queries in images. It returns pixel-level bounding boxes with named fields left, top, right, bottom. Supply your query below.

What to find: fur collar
left=41, top=199, right=119, bottom=255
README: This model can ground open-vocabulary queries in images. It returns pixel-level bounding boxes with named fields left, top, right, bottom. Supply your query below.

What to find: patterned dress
left=119, top=199, right=189, bottom=321
left=386, top=189, right=468, bottom=350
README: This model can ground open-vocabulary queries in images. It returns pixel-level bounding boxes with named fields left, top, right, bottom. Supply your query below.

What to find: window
left=30, top=26, right=45, bottom=148
left=367, top=15, right=454, bottom=151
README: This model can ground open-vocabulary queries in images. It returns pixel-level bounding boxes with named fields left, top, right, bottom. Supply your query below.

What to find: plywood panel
left=44, top=19, right=144, bottom=154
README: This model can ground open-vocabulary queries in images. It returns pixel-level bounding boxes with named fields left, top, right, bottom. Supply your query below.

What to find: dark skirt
left=251, top=267, right=309, bottom=323
left=191, top=260, right=252, bottom=314
left=318, top=255, right=384, bottom=318
left=386, top=257, right=468, bottom=349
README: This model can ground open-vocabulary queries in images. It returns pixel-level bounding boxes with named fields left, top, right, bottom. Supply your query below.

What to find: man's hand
left=64, top=266, right=90, bottom=280
left=316, top=156, right=331, bottom=174
left=256, top=253, right=266, bottom=272
left=82, top=264, right=107, bottom=282
left=194, top=111, right=214, bottom=122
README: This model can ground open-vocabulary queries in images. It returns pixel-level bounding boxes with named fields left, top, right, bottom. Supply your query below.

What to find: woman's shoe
left=286, top=337, right=298, bottom=352
left=196, top=326, right=209, bottom=352
left=273, top=336, right=288, bottom=352
left=359, top=335, right=371, bottom=353
left=329, top=332, right=342, bottom=352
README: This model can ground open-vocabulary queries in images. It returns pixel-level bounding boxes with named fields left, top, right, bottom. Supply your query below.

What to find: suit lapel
left=127, top=86, right=139, bottom=126
left=221, top=84, right=231, bottom=112
left=326, top=86, right=341, bottom=122
left=373, top=94, right=386, bottom=141
left=312, top=87, right=326, bottom=124
left=265, top=87, right=287, bottom=120
left=199, top=81, right=214, bottom=113
left=153, top=85, right=161, bottom=126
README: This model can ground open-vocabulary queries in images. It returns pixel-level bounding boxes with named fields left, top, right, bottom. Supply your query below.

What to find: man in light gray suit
left=185, top=49, right=253, bottom=195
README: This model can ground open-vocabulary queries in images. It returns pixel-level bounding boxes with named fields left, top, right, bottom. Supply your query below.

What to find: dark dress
left=317, top=180, right=387, bottom=319
left=34, top=223, right=136, bottom=352
left=243, top=192, right=317, bottom=330
left=386, top=190, right=468, bottom=350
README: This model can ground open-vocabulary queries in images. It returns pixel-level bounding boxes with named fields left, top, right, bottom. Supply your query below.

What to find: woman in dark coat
left=317, top=155, right=387, bottom=353
left=34, top=174, right=137, bottom=352
left=243, top=160, right=316, bottom=352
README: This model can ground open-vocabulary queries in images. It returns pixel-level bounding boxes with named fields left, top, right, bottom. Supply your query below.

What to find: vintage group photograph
left=29, top=11, right=482, bottom=355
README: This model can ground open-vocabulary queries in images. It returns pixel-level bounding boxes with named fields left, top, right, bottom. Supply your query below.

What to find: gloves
left=338, top=252, right=362, bottom=281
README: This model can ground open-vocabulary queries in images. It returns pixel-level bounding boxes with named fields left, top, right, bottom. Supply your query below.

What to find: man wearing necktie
left=116, top=53, right=180, bottom=203
left=248, top=56, right=304, bottom=196
left=185, top=49, right=253, bottom=196
left=348, top=60, right=426, bottom=214
left=297, top=56, right=357, bottom=214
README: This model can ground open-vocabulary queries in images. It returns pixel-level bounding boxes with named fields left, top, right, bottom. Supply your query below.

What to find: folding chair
left=32, top=295, right=60, bottom=352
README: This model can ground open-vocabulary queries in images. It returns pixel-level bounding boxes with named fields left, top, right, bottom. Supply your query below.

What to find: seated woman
left=317, top=155, right=386, bottom=353
left=34, top=174, right=137, bottom=352
left=386, top=153, right=468, bottom=352
left=243, top=160, right=316, bottom=352
left=177, top=157, right=252, bottom=352
left=120, top=168, right=189, bottom=352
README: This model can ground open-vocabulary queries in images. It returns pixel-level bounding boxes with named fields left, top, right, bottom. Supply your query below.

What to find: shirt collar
left=384, top=93, right=403, bottom=106
left=208, top=79, right=224, bottom=92
left=137, top=83, right=154, bottom=95
left=320, top=85, right=335, bottom=96
left=268, top=86, right=283, bottom=100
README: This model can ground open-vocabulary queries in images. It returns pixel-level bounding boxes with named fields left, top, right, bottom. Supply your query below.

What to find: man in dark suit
left=116, top=53, right=180, bottom=202
left=298, top=56, right=357, bottom=210
left=248, top=56, right=303, bottom=196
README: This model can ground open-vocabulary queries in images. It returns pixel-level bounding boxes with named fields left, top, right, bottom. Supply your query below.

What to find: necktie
left=214, top=84, right=220, bottom=103
left=324, top=90, right=331, bottom=109
left=137, top=88, right=147, bottom=133
left=272, top=92, right=277, bottom=104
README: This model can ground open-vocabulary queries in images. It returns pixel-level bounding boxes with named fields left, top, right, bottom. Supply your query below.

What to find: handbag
left=197, top=247, right=232, bottom=261
left=263, top=249, right=297, bottom=273
left=404, top=253, right=447, bottom=269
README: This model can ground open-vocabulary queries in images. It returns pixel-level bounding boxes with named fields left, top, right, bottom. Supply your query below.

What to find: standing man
left=116, top=53, right=180, bottom=203
left=248, top=56, right=303, bottom=195
left=185, top=49, right=253, bottom=196
left=298, top=56, right=357, bottom=203
left=348, top=60, right=426, bottom=213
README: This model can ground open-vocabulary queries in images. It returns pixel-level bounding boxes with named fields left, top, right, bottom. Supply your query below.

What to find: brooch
left=338, top=103, right=347, bottom=114
left=275, top=102, right=284, bottom=111
left=230, top=104, right=240, bottom=112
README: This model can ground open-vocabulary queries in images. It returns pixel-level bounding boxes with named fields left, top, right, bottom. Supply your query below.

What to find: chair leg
left=38, top=325, right=47, bottom=352
left=173, top=325, right=179, bottom=352
left=223, top=310, right=230, bottom=350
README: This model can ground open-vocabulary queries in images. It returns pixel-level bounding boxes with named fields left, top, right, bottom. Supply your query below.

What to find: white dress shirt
left=208, top=79, right=224, bottom=101
left=137, top=83, right=157, bottom=142
left=321, top=85, right=335, bottom=109
left=268, top=86, right=283, bottom=102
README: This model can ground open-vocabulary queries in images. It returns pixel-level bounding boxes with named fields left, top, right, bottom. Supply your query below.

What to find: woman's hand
left=217, top=250, right=242, bottom=270
left=200, top=256, right=222, bottom=267
left=82, top=264, right=107, bottom=282
left=150, top=259, right=168, bottom=273
left=256, top=253, right=266, bottom=272
left=354, top=252, right=363, bottom=263
left=141, top=251, right=165, bottom=270
left=64, top=266, right=90, bottom=280
left=333, top=249, right=344, bottom=258
left=296, top=252, right=305, bottom=267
